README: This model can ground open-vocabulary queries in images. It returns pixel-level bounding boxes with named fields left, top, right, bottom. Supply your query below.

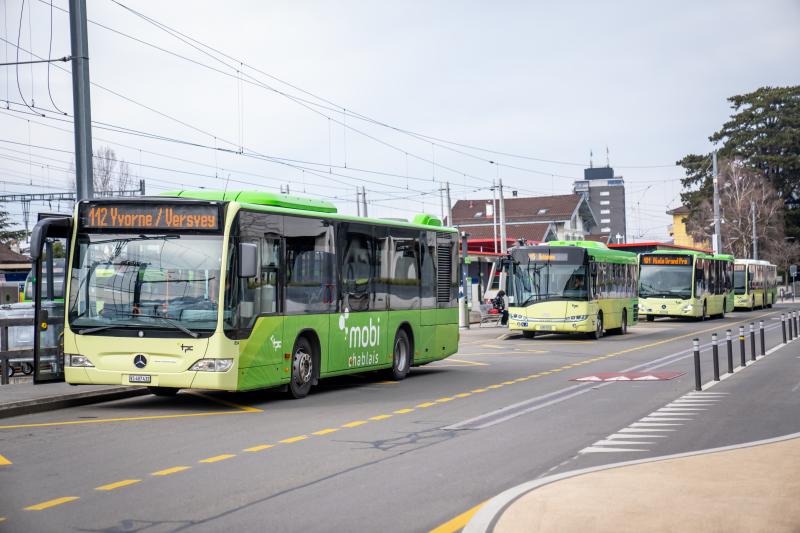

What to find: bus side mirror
left=238, top=243, right=258, bottom=278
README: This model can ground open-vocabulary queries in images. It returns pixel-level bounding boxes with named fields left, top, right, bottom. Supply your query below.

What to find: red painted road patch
left=571, top=371, right=685, bottom=382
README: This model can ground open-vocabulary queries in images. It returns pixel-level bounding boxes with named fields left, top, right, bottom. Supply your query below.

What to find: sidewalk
left=0, top=381, right=147, bottom=419
left=466, top=432, right=800, bottom=533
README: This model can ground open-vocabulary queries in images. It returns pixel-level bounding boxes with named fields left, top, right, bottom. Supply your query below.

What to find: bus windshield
left=639, top=264, right=693, bottom=299
left=68, top=233, right=224, bottom=334
left=512, top=261, right=588, bottom=306
left=733, top=269, right=747, bottom=295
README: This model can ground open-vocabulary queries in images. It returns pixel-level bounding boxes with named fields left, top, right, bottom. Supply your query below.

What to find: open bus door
left=30, top=215, right=72, bottom=383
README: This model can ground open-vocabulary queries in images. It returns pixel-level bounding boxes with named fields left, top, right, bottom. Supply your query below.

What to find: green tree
left=0, top=205, right=25, bottom=245
left=679, top=85, right=800, bottom=240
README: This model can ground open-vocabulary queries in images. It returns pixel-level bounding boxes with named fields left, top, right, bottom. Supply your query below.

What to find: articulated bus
left=638, top=250, right=733, bottom=321
left=734, top=259, right=778, bottom=310
left=28, top=191, right=459, bottom=398
left=505, top=241, right=639, bottom=339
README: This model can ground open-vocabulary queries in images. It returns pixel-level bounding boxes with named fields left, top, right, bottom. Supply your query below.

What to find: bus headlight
left=510, top=313, right=525, bottom=320
left=566, top=315, right=588, bottom=322
left=682, top=304, right=693, bottom=312
left=189, top=359, right=233, bottom=372
left=66, top=354, right=94, bottom=367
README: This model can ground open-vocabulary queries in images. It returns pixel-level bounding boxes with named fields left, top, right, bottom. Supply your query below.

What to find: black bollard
left=693, top=338, right=701, bottom=391
left=739, top=325, right=747, bottom=367
left=790, top=312, right=795, bottom=341
left=750, top=323, right=756, bottom=362
left=712, top=333, right=720, bottom=381
left=726, top=329, right=733, bottom=374
left=782, top=314, right=787, bottom=344
left=759, top=320, right=765, bottom=356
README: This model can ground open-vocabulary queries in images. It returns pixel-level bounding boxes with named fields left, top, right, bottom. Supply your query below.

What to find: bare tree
left=688, top=159, right=784, bottom=258
left=768, top=238, right=800, bottom=285
left=70, top=146, right=133, bottom=195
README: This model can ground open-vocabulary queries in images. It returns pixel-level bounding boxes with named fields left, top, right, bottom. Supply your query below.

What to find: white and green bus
left=505, top=241, right=639, bottom=339
left=638, top=250, right=733, bottom=321
left=734, top=259, right=778, bottom=310
left=28, top=191, right=459, bottom=398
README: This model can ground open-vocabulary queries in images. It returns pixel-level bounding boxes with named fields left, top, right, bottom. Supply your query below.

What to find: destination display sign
left=641, top=254, right=691, bottom=267
left=79, top=203, right=220, bottom=231
left=528, top=252, right=569, bottom=262
left=511, top=247, right=585, bottom=265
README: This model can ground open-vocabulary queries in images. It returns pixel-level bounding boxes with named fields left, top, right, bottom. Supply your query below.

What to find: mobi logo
left=339, top=309, right=381, bottom=349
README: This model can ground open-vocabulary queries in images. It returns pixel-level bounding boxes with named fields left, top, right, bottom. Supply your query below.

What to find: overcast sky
left=1, top=0, right=798, bottom=240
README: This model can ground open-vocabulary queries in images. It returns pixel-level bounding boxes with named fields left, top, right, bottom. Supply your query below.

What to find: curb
left=464, top=430, right=800, bottom=533
left=0, top=387, right=150, bottom=419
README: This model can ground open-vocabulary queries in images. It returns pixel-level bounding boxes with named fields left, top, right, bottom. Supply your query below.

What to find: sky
left=0, top=0, right=798, bottom=241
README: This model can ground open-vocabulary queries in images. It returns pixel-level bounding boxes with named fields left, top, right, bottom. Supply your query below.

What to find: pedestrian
left=492, top=290, right=509, bottom=326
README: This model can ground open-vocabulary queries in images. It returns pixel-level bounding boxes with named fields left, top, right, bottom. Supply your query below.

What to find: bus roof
left=734, top=258, right=774, bottom=266
left=538, top=240, right=638, bottom=264
left=158, top=190, right=456, bottom=232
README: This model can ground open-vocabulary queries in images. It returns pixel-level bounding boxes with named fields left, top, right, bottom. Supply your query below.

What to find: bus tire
left=389, top=329, right=411, bottom=381
left=646, top=315, right=655, bottom=322
left=522, top=330, right=536, bottom=339
left=148, top=387, right=179, bottom=397
left=620, top=309, right=628, bottom=334
left=288, top=336, right=314, bottom=399
left=589, top=312, right=603, bottom=340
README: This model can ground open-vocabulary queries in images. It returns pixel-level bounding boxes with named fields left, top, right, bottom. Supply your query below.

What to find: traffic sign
left=790, top=264, right=797, bottom=277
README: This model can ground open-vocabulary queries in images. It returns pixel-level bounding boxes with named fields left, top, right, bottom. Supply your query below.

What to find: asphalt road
left=1, top=304, right=798, bottom=533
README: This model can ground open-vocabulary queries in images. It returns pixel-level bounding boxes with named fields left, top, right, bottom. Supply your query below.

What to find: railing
left=0, top=317, right=60, bottom=385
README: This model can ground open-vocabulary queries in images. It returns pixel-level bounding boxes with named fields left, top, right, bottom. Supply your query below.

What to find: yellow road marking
left=501, top=381, right=515, bottom=385
left=437, top=354, right=489, bottom=367
left=312, top=428, right=340, bottom=435
left=369, top=414, right=392, bottom=421
left=151, top=466, right=190, bottom=476
left=199, top=454, right=236, bottom=463
left=95, top=479, right=141, bottom=491
left=487, top=384, right=503, bottom=389
left=341, top=421, right=368, bottom=428
left=0, top=454, right=11, bottom=466
left=376, top=380, right=399, bottom=384
left=480, top=344, right=505, bottom=349
left=454, top=393, right=472, bottom=398
left=188, top=392, right=263, bottom=412
left=0, top=517, right=5, bottom=522
left=416, top=402, right=436, bottom=408
left=24, top=496, right=80, bottom=511
left=429, top=501, right=485, bottom=533
left=0, top=410, right=259, bottom=430
left=436, top=397, right=455, bottom=403
left=244, top=444, right=274, bottom=452
left=471, top=388, right=488, bottom=393
left=280, top=435, right=309, bottom=443
left=394, top=408, right=414, bottom=414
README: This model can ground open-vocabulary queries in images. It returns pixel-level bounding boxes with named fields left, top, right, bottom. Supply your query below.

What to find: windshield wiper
left=77, top=324, right=130, bottom=335
left=111, top=312, right=200, bottom=338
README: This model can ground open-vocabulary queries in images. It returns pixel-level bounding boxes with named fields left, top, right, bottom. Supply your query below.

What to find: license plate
left=129, top=374, right=151, bottom=383
left=537, top=325, right=555, bottom=331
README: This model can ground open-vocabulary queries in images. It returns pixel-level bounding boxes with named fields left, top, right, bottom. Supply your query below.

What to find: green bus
left=734, top=259, right=778, bottom=310
left=28, top=191, right=460, bottom=397
left=638, top=250, right=733, bottom=321
left=506, top=241, right=639, bottom=339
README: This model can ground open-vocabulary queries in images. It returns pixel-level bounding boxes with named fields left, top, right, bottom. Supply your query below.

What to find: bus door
left=30, top=215, right=72, bottom=383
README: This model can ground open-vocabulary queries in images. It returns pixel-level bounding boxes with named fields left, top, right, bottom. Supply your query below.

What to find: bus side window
left=388, top=228, right=420, bottom=310
left=340, top=223, right=374, bottom=313
left=590, top=262, right=599, bottom=300
left=285, top=216, right=336, bottom=315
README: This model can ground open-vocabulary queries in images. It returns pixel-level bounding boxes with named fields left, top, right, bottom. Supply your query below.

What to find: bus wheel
left=288, top=337, right=314, bottom=399
left=522, top=331, right=536, bottom=339
left=389, top=329, right=411, bottom=381
left=148, top=387, right=179, bottom=397
left=646, top=315, right=655, bottom=322
left=590, top=313, right=603, bottom=340
left=620, top=310, right=628, bottom=334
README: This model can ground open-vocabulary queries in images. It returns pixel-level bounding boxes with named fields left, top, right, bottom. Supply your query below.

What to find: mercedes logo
left=133, top=354, right=148, bottom=369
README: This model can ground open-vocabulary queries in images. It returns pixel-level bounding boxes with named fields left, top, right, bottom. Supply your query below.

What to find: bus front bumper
left=734, top=295, right=753, bottom=308
left=508, top=317, right=595, bottom=333
left=65, top=366, right=239, bottom=390
left=639, top=299, right=697, bottom=317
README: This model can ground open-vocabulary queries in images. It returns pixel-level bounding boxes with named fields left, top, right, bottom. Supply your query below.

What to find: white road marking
left=791, top=380, right=800, bottom=393
left=580, top=446, right=648, bottom=453
left=641, top=417, right=691, bottom=422
left=646, top=412, right=695, bottom=418
left=630, top=422, right=682, bottom=427
left=619, top=427, right=675, bottom=433
left=593, top=439, right=654, bottom=446
left=608, top=433, right=668, bottom=439
left=658, top=407, right=706, bottom=412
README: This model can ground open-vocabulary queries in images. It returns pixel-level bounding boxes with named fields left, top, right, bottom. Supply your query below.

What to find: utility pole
left=69, top=0, right=94, bottom=201
left=751, top=201, right=757, bottom=259
left=445, top=181, right=452, bottom=226
left=492, top=179, right=498, bottom=253
left=459, top=231, right=470, bottom=329
left=498, top=178, right=508, bottom=253
left=712, top=150, right=721, bottom=254
left=356, top=187, right=361, bottom=217
left=439, top=184, right=445, bottom=222
left=361, top=186, right=368, bottom=217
